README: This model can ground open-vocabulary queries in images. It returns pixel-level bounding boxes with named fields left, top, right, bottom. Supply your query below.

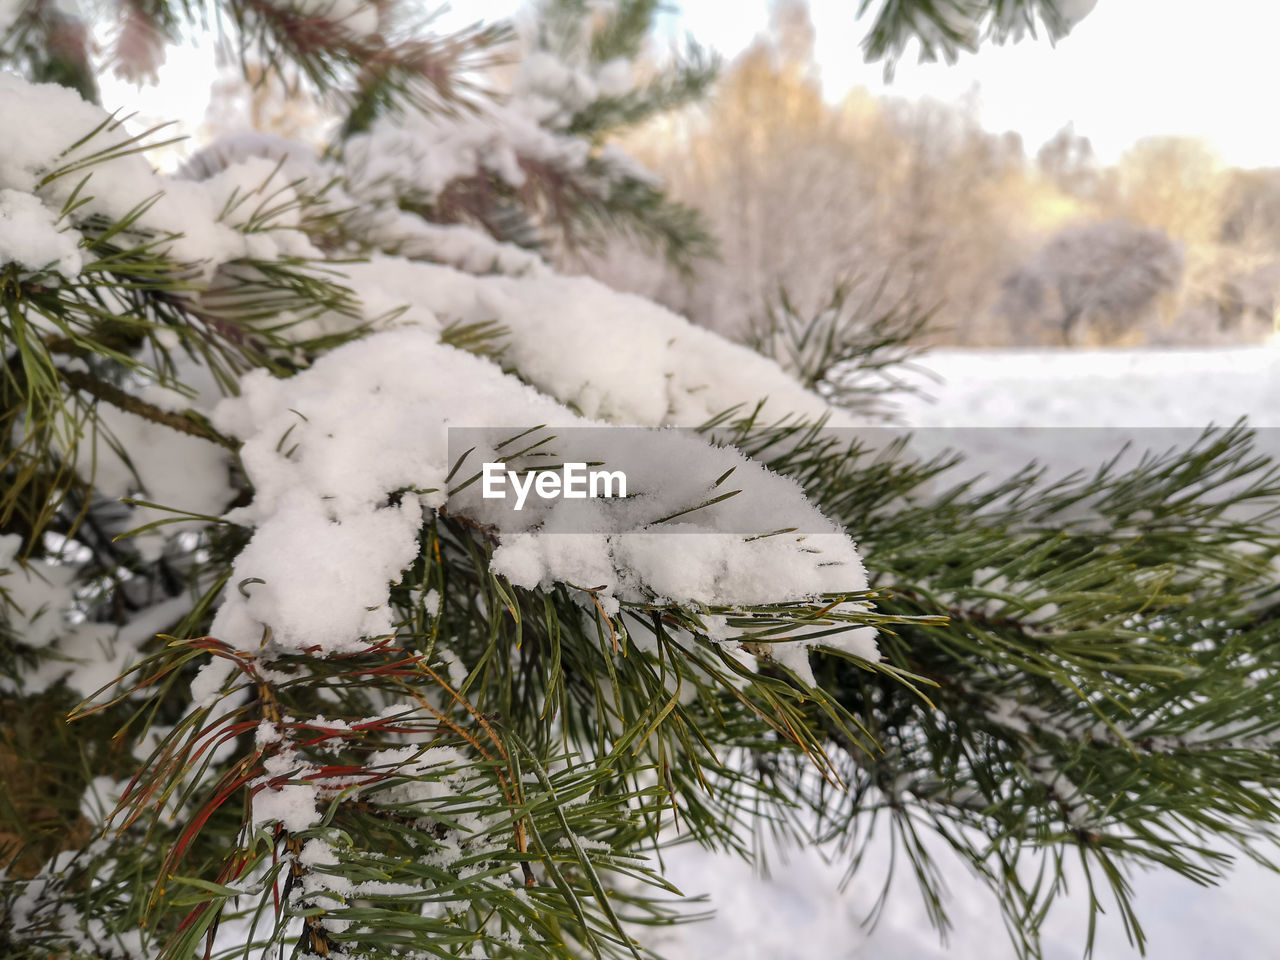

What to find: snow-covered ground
left=895, top=347, right=1280, bottom=429
left=655, top=347, right=1280, bottom=960
left=894, top=346, right=1280, bottom=506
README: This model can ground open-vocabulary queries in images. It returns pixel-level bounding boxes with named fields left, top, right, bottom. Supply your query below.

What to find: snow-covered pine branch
left=0, top=11, right=899, bottom=955
left=5, top=4, right=1280, bottom=960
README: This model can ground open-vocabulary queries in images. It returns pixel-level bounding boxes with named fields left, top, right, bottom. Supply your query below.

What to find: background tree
left=998, top=219, right=1185, bottom=345
left=1036, top=122, right=1103, bottom=201
left=585, top=2, right=1043, bottom=345
left=583, top=5, right=1280, bottom=349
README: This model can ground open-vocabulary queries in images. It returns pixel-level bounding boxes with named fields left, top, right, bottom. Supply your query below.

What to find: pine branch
left=55, top=367, right=236, bottom=450
left=859, top=0, right=1086, bottom=73
left=568, top=42, right=720, bottom=138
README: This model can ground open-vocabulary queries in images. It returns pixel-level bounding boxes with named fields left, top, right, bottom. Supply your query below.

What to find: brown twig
left=56, top=366, right=238, bottom=450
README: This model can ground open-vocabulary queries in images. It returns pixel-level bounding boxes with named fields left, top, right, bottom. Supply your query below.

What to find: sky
left=101, top=1, right=1280, bottom=169
left=426, top=0, right=1280, bottom=169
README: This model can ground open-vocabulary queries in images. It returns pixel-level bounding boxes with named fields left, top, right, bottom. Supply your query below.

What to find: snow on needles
left=0, top=188, right=81, bottom=277
left=0, top=76, right=873, bottom=699
left=208, top=324, right=875, bottom=681
left=341, top=40, right=636, bottom=207
left=340, top=255, right=844, bottom=426
left=0, top=74, right=319, bottom=281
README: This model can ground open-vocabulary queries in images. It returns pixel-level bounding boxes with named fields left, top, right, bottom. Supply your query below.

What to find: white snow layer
left=0, top=74, right=319, bottom=280
left=208, top=324, right=874, bottom=680
left=341, top=39, right=638, bottom=207
left=337, top=255, right=845, bottom=426
left=896, top=347, right=1280, bottom=428
left=0, top=188, right=82, bottom=276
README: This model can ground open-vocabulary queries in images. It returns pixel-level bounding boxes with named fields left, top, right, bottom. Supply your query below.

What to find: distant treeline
left=579, top=2, right=1280, bottom=347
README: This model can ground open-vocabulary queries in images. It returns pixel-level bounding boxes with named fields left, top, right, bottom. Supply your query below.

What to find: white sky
left=99, top=1, right=1280, bottom=168
left=435, top=0, right=1280, bottom=168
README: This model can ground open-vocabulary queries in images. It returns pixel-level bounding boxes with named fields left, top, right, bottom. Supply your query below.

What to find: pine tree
left=2, top=3, right=1279, bottom=960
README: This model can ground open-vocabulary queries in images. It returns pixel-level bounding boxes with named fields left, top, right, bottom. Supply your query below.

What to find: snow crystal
left=362, top=217, right=547, bottom=277
left=299, top=837, right=341, bottom=869
left=189, top=654, right=239, bottom=710
left=436, top=648, right=469, bottom=690
left=365, top=746, right=479, bottom=817
left=253, top=781, right=321, bottom=833
left=256, top=720, right=284, bottom=746
left=217, top=491, right=421, bottom=653
left=340, top=35, right=644, bottom=213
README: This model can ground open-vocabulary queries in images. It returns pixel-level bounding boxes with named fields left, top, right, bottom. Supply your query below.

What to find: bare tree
left=1000, top=219, right=1184, bottom=344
